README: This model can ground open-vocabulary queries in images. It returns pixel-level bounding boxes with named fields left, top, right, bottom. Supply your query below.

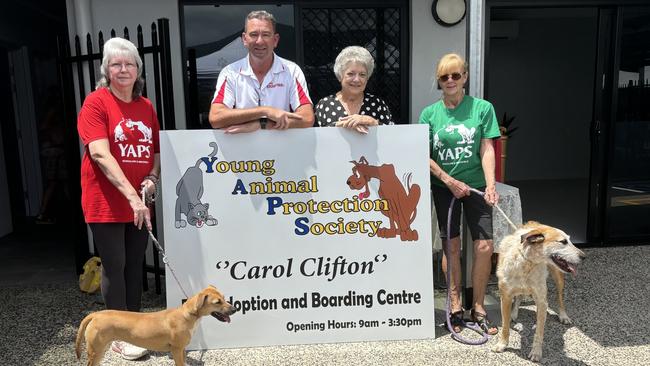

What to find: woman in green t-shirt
left=419, top=53, right=501, bottom=336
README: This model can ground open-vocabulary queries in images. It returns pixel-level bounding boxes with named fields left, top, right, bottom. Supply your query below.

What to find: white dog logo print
left=114, top=119, right=128, bottom=142
left=445, top=124, right=476, bottom=144
left=125, top=119, right=152, bottom=143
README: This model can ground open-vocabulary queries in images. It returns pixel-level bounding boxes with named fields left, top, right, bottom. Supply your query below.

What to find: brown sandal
left=471, top=309, right=498, bottom=336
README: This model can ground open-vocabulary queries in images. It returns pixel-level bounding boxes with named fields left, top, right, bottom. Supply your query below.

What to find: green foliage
left=499, top=112, right=519, bottom=138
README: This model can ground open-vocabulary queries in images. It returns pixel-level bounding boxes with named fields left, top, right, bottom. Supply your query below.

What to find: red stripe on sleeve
left=295, top=78, right=311, bottom=106
left=212, top=77, right=228, bottom=104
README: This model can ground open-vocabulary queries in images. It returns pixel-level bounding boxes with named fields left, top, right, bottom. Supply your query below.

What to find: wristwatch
left=259, top=116, right=268, bottom=129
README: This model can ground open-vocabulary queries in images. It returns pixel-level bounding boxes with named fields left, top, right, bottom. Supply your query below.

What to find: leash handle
left=141, top=188, right=190, bottom=299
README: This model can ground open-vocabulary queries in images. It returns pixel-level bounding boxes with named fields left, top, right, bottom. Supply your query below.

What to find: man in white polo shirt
left=208, top=10, right=314, bottom=134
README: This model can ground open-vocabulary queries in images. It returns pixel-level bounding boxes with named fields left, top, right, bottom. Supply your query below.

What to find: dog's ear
left=350, top=164, right=359, bottom=178
left=194, top=293, right=209, bottom=314
left=360, top=156, right=368, bottom=165
left=521, top=230, right=545, bottom=244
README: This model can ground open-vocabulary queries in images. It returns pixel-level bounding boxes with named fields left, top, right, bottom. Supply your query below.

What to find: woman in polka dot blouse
left=315, top=46, right=394, bottom=133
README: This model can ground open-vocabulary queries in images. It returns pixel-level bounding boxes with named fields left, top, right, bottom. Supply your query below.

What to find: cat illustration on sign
left=175, top=142, right=218, bottom=228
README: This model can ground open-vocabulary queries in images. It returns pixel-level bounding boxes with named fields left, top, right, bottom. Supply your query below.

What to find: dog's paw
left=378, top=228, right=397, bottom=238
left=175, top=220, right=187, bottom=228
left=558, top=312, right=572, bottom=325
left=528, top=348, right=543, bottom=362
left=206, top=217, right=218, bottom=226
left=400, top=229, right=418, bottom=241
left=492, top=342, right=507, bottom=353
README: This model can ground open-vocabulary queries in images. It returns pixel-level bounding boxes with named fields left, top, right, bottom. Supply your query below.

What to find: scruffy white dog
left=492, top=221, right=585, bottom=362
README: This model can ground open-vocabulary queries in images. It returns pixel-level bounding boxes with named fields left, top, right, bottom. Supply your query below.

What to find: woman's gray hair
left=333, top=46, right=375, bottom=81
left=96, top=37, right=144, bottom=98
left=245, top=10, right=277, bottom=32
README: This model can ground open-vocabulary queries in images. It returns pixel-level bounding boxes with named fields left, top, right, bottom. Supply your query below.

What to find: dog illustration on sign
left=347, top=156, right=420, bottom=241
left=175, top=142, right=219, bottom=228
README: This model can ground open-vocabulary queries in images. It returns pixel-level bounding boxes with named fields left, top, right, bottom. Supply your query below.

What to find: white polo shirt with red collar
left=211, top=53, right=312, bottom=112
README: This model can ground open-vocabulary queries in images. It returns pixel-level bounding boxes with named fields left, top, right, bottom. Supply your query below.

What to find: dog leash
left=444, top=187, right=518, bottom=345
left=141, top=188, right=190, bottom=299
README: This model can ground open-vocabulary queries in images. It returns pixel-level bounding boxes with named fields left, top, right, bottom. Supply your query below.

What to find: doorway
left=487, top=3, right=650, bottom=245
left=487, top=7, right=597, bottom=243
left=601, top=6, right=650, bottom=242
left=0, top=1, right=73, bottom=237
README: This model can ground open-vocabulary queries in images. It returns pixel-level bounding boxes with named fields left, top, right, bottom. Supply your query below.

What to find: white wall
left=410, top=0, right=467, bottom=123
left=67, top=0, right=186, bottom=129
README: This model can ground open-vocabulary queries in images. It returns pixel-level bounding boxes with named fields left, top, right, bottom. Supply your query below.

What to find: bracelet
left=146, top=189, right=158, bottom=204
left=141, top=177, right=158, bottom=204
left=144, top=175, right=159, bottom=185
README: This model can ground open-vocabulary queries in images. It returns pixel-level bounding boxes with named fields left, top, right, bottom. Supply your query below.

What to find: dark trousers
left=89, top=223, right=148, bottom=311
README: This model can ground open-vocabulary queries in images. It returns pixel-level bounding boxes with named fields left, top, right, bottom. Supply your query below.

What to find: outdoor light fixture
left=431, top=0, right=467, bottom=27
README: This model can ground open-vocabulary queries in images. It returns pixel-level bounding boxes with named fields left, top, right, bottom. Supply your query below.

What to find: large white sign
left=160, top=125, right=434, bottom=349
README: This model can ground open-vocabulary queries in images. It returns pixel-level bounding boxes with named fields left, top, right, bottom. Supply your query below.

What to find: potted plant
left=495, top=112, right=518, bottom=182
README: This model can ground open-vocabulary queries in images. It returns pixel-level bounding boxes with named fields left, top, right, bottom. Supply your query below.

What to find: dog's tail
left=402, top=172, right=421, bottom=224
left=75, top=313, right=93, bottom=360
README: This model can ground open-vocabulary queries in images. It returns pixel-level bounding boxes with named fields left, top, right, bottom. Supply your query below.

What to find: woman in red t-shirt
left=77, top=37, right=160, bottom=360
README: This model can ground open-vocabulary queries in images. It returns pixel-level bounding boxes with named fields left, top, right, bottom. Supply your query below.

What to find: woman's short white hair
left=96, top=37, right=144, bottom=98
left=333, top=46, right=375, bottom=82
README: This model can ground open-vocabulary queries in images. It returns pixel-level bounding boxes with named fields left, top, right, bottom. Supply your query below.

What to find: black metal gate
left=299, top=3, right=409, bottom=124
left=57, top=18, right=176, bottom=293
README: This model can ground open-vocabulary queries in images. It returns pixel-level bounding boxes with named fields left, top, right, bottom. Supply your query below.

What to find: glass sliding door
left=605, top=6, right=650, bottom=240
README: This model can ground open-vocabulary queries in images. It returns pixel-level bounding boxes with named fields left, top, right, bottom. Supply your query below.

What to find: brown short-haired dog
left=76, top=285, right=236, bottom=366
left=492, top=221, right=585, bottom=362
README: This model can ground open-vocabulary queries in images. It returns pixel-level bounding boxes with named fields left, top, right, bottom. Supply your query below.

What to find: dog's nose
left=346, top=179, right=351, bottom=185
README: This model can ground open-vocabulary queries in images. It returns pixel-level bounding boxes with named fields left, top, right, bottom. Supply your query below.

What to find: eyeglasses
left=109, top=62, right=137, bottom=70
left=438, top=72, right=464, bottom=82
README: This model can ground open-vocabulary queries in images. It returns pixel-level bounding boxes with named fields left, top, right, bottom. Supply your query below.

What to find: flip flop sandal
left=471, top=309, right=498, bottom=336
left=449, top=309, right=464, bottom=333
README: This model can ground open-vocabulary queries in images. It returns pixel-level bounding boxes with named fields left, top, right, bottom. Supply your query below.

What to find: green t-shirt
left=418, top=95, right=500, bottom=188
